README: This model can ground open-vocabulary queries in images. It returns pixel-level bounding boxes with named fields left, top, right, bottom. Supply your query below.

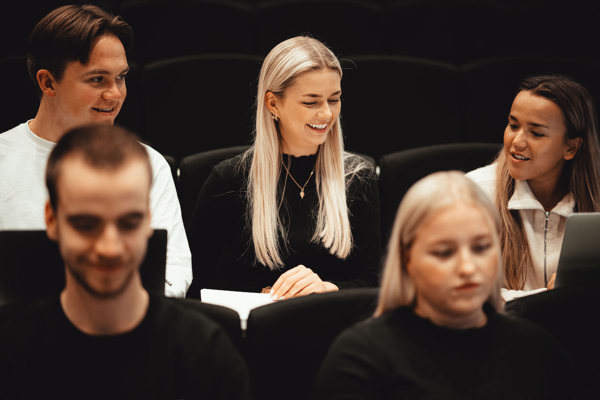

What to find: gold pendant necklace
left=282, top=158, right=314, bottom=199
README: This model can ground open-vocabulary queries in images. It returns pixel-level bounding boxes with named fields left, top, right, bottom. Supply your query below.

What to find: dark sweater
left=188, top=153, right=381, bottom=296
left=0, top=294, right=250, bottom=400
left=314, top=305, right=577, bottom=400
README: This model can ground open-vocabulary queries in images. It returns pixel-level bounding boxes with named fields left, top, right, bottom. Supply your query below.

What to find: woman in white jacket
left=467, top=74, right=600, bottom=301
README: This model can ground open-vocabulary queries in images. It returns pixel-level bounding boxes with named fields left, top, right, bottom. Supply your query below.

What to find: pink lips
left=510, top=152, right=530, bottom=163
left=456, top=282, right=479, bottom=291
left=92, top=263, right=122, bottom=273
left=307, top=125, right=328, bottom=133
left=92, top=105, right=119, bottom=116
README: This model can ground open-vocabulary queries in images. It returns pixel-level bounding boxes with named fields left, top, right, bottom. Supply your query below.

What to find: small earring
left=271, top=113, right=279, bottom=122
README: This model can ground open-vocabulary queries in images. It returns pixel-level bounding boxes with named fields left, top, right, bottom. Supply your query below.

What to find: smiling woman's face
left=407, top=203, right=499, bottom=329
left=267, top=69, right=341, bottom=156
left=503, top=90, right=580, bottom=197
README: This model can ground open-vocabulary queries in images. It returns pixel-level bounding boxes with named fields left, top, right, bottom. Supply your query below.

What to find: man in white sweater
left=0, top=4, right=191, bottom=297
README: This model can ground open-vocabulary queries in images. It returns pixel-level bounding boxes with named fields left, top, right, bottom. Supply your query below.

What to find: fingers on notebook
left=270, top=265, right=327, bottom=300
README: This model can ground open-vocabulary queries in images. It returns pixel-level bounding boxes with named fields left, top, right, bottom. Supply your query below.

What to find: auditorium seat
left=0, top=229, right=168, bottom=306
left=381, top=0, right=512, bottom=64
left=378, top=142, right=500, bottom=243
left=178, top=145, right=249, bottom=233
left=138, top=54, right=261, bottom=160
left=244, top=288, right=379, bottom=400
left=505, top=285, right=599, bottom=399
left=0, top=1, right=83, bottom=58
left=341, top=55, right=461, bottom=160
left=180, top=298, right=244, bottom=353
left=509, top=1, right=600, bottom=65
left=252, top=0, right=383, bottom=56
left=460, top=56, right=599, bottom=144
left=117, top=0, right=253, bottom=63
left=0, top=56, right=39, bottom=133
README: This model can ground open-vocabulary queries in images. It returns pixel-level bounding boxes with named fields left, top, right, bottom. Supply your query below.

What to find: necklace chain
left=282, top=158, right=314, bottom=199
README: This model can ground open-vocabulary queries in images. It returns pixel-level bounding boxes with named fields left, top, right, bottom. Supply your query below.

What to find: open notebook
left=554, top=212, right=600, bottom=288
left=200, top=288, right=274, bottom=330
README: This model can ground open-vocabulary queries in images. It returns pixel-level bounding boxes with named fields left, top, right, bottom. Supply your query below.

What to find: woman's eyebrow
left=301, top=90, right=342, bottom=97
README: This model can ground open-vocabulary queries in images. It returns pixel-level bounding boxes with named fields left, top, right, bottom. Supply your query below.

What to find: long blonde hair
left=244, top=36, right=369, bottom=270
left=495, top=75, right=600, bottom=289
left=375, top=171, right=503, bottom=316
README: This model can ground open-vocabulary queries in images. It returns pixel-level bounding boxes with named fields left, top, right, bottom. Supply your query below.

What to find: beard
left=65, top=261, right=137, bottom=300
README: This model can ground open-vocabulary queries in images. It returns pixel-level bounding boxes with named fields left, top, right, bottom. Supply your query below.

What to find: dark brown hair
left=27, top=4, right=133, bottom=96
left=46, top=124, right=152, bottom=211
left=495, top=74, right=600, bottom=288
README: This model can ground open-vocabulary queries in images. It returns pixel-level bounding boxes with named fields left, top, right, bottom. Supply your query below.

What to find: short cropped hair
left=27, top=4, right=133, bottom=96
left=46, top=124, right=152, bottom=211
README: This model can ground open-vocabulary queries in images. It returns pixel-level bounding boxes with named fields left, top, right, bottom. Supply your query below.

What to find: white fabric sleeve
left=465, top=164, right=497, bottom=201
left=146, top=147, right=192, bottom=297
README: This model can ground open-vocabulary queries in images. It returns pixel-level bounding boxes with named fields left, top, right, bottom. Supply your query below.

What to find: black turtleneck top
left=187, top=152, right=381, bottom=297
left=314, top=305, right=578, bottom=400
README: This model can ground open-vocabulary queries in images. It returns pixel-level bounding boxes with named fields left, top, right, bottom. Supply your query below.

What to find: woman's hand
left=270, top=265, right=338, bottom=300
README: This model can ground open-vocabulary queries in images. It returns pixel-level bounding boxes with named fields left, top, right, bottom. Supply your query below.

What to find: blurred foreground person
left=0, top=125, right=249, bottom=400
left=314, top=171, right=577, bottom=400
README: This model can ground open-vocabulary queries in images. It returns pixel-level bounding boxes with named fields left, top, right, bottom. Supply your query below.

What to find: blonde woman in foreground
left=314, top=172, right=575, bottom=400
left=187, top=36, right=380, bottom=298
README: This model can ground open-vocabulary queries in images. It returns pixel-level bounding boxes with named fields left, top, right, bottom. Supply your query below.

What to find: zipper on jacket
left=543, top=211, right=550, bottom=286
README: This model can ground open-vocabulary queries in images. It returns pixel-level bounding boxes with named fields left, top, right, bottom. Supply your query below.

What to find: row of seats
left=4, top=53, right=598, bottom=161
left=0, top=142, right=501, bottom=304
left=0, top=221, right=375, bottom=400
left=166, top=142, right=501, bottom=243
left=5, top=0, right=599, bottom=65
left=1, top=244, right=596, bottom=400
left=0, top=231, right=377, bottom=400
left=126, top=54, right=599, bottom=161
left=195, top=285, right=600, bottom=400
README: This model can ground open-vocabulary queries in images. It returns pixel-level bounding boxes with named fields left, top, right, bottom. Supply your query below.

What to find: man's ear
left=45, top=201, right=58, bottom=241
left=36, top=69, right=57, bottom=97
left=264, top=91, right=280, bottom=120
left=564, top=137, right=583, bottom=161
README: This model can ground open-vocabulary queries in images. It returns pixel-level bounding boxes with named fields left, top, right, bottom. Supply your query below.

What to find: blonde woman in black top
left=188, top=37, right=380, bottom=298
left=314, top=172, right=575, bottom=399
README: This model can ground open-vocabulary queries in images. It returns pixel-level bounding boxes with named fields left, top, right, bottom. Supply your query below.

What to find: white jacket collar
left=507, top=179, right=575, bottom=217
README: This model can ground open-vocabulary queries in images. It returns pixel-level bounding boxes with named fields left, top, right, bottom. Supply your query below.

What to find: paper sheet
left=200, top=288, right=274, bottom=330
